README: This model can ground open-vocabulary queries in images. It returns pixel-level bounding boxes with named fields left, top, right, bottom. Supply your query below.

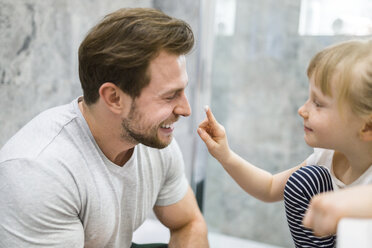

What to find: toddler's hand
left=197, top=106, right=230, bottom=163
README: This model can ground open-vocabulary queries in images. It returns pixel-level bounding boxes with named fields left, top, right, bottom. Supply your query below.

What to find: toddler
left=197, top=39, right=372, bottom=248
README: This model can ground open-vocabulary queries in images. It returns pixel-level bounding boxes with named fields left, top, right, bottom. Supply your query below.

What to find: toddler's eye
left=313, top=100, right=322, bottom=107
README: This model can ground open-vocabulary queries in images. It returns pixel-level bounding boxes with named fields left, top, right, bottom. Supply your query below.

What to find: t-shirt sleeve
left=0, top=159, right=84, bottom=248
left=155, top=139, right=189, bottom=206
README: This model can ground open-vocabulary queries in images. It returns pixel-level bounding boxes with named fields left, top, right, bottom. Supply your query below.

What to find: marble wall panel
left=0, top=0, right=156, bottom=147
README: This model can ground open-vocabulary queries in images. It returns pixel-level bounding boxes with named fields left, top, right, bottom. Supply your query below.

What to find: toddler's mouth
left=304, top=125, right=313, bottom=132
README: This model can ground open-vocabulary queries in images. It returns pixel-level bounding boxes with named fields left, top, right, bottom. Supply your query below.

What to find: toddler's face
left=298, top=76, right=365, bottom=151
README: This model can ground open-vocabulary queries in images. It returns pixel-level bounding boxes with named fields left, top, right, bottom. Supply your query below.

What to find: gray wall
left=0, top=0, right=148, bottom=145
left=203, top=0, right=371, bottom=247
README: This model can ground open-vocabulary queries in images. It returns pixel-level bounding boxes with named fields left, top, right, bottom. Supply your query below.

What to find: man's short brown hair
left=78, top=8, right=194, bottom=104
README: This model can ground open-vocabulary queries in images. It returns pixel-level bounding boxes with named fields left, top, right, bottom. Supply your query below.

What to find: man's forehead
left=151, top=51, right=185, bottom=64
left=145, top=53, right=188, bottom=93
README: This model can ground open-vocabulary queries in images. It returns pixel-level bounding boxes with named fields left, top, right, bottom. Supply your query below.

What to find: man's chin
left=141, top=136, right=172, bottom=149
left=156, top=137, right=173, bottom=149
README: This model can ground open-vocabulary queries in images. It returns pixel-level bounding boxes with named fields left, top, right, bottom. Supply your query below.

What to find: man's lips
left=160, top=122, right=175, bottom=134
left=159, top=116, right=179, bottom=134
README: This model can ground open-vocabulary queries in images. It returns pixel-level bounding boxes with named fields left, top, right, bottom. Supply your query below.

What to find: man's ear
left=98, top=82, right=127, bottom=114
left=360, top=115, right=372, bottom=141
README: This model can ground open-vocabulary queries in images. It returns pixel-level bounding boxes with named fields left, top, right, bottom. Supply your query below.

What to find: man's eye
left=165, top=92, right=181, bottom=100
left=166, top=95, right=177, bottom=100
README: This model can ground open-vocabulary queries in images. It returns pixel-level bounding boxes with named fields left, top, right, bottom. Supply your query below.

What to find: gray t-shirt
left=0, top=97, right=189, bottom=248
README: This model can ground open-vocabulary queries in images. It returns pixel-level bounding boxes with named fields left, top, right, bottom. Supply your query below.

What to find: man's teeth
left=161, top=124, right=172, bottom=128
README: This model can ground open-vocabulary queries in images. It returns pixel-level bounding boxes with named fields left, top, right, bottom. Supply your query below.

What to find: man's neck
left=78, top=99, right=136, bottom=166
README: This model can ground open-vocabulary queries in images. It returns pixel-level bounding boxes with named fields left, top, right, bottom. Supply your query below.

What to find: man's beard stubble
left=120, top=101, right=176, bottom=149
left=121, top=119, right=168, bottom=149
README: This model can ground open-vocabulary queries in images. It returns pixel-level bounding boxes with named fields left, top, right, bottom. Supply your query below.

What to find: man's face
left=121, top=51, right=191, bottom=149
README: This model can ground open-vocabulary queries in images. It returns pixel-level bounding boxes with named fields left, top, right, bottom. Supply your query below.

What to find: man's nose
left=174, top=92, right=191, bottom=117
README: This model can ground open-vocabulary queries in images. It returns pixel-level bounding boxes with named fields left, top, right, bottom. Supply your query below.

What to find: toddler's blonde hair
left=307, top=39, right=372, bottom=118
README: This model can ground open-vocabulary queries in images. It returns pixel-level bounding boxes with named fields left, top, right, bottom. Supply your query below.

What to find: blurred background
left=1, top=0, right=371, bottom=247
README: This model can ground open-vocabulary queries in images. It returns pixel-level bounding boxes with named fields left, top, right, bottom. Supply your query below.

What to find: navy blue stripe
left=284, top=165, right=335, bottom=248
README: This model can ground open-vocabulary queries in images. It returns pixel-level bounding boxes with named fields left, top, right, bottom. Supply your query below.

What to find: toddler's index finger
left=204, top=105, right=217, bottom=124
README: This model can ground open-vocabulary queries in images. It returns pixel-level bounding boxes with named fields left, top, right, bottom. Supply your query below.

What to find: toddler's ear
left=360, top=116, right=372, bottom=141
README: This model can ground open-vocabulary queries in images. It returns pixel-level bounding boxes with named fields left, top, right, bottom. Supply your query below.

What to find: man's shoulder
left=0, top=101, right=80, bottom=162
left=0, top=157, right=78, bottom=189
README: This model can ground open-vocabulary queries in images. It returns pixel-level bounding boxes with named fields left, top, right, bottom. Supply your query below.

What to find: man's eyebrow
left=160, top=82, right=189, bottom=96
left=158, top=89, right=183, bottom=99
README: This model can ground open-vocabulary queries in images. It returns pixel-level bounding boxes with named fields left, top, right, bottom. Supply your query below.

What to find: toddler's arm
left=197, top=106, right=305, bottom=202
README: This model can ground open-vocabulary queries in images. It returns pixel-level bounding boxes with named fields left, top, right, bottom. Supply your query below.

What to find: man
left=0, top=8, right=209, bottom=248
